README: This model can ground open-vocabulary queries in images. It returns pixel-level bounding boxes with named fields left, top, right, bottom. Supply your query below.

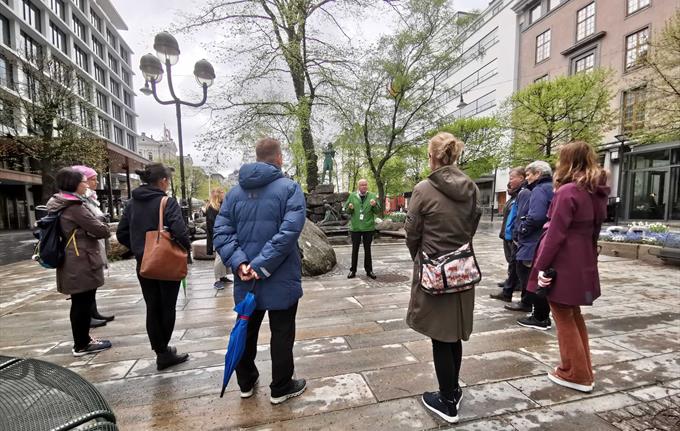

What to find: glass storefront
left=624, top=145, right=680, bottom=221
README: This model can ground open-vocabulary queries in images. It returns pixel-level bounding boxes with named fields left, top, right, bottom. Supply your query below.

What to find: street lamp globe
left=139, top=53, right=164, bottom=83
left=193, top=59, right=216, bottom=87
left=154, top=31, right=180, bottom=65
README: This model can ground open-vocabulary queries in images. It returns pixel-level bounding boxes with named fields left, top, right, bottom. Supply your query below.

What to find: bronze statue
left=321, top=143, right=335, bottom=184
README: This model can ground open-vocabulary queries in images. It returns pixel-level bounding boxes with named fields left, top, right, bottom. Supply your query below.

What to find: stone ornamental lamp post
left=139, top=31, right=216, bottom=224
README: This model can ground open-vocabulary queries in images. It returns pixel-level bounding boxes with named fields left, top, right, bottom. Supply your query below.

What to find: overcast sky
left=114, top=0, right=492, bottom=172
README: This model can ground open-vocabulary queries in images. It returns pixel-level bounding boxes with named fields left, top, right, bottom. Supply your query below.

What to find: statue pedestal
left=316, top=184, right=334, bottom=194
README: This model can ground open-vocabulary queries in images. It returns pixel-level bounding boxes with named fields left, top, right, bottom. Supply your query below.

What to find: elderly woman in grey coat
left=405, top=132, right=481, bottom=424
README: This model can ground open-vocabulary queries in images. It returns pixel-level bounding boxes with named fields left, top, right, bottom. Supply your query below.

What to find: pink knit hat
left=71, top=165, right=98, bottom=179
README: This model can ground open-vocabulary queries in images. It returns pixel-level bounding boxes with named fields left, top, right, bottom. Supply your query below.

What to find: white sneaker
left=547, top=372, right=593, bottom=393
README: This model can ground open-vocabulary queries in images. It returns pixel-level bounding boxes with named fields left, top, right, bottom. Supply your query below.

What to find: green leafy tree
left=179, top=0, right=371, bottom=192
left=633, top=11, right=680, bottom=144
left=333, top=0, right=468, bottom=211
left=0, top=52, right=108, bottom=203
left=504, top=68, right=615, bottom=164
left=432, top=116, right=505, bottom=179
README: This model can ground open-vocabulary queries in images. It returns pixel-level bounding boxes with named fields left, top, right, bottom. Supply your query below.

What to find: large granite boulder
left=376, top=219, right=405, bottom=232
left=299, top=219, right=337, bottom=276
left=192, top=239, right=214, bottom=260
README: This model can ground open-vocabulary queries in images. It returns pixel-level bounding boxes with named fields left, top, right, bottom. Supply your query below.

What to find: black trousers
left=236, top=302, right=298, bottom=397
left=432, top=338, right=462, bottom=401
left=70, top=289, right=96, bottom=350
left=350, top=231, right=374, bottom=273
left=137, top=264, right=181, bottom=354
left=502, top=240, right=519, bottom=297
left=516, top=259, right=550, bottom=321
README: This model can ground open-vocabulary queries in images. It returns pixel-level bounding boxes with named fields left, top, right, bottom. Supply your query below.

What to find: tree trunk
left=40, top=158, right=55, bottom=204
left=298, top=110, right=318, bottom=191
left=376, top=177, right=386, bottom=217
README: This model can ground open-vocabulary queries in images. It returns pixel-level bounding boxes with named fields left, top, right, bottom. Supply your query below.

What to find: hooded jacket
left=213, top=162, right=306, bottom=311
left=528, top=180, right=610, bottom=306
left=116, top=185, right=191, bottom=260
left=46, top=193, right=110, bottom=295
left=404, top=165, right=481, bottom=342
left=515, top=175, right=554, bottom=262
left=343, top=191, right=380, bottom=232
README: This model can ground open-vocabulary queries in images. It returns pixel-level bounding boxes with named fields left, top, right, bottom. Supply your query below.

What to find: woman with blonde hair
left=206, top=188, right=231, bottom=290
left=527, top=141, right=609, bottom=393
left=405, top=132, right=481, bottom=423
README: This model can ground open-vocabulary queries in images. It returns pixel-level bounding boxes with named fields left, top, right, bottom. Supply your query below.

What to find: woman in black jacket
left=116, top=163, right=191, bottom=371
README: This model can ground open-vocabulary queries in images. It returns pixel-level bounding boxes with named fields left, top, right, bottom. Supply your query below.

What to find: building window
left=0, top=99, right=15, bottom=133
left=98, top=116, right=110, bottom=138
left=72, top=15, right=86, bottom=42
left=1, top=13, right=9, bottom=46
left=573, top=52, right=595, bottom=74
left=627, top=0, right=650, bottom=15
left=74, top=44, right=89, bottom=72
left=625, top=28, right=649, bottom=70
left=0, top=54, right=13, bottom=88
left=112, top=103, right=122, bottom=121
left=92, top=38, right=104, bottom=59
left=108, top=54, right=118, bottom=75
left=106, top=28, right=116, bottom=48
left=93, top=63, right=106, bottom=86
left=96, top=90, right=108, bottom=113
left=530, top=4, right=541, bottom=23
left=121, top=69, right=131, bottom=87
left=114, top=126, right=123, bottom=145
left=90, top=9, right=102, bottom=33
left=77, top=75, right=91, bottom=101
left=110, top=78, right=120, bottom=98
left=119, top=47, right=129, bottom=65
left=125, top=111, right=134, bottom=129
left=622, top=87, right=646, bottom=134
left=534, top=74, right=549, bottom=83
left=127, top=134, right=136, bottom=151
left=50, top=0, right=65, bottom=21
left=536, top=29, right=551, bottom=63
left=148, top=152, right=153, bottom=161
left=74, top=0, right=85, bottom=13
left=20, top=32, right=43, bottom=63
left=576, top=3, right=595, bottom=41
left=123, top=91, right=133, bottom=108
left=22, top=1, right=41, bottom=33
left=549, top=0, right=561, bottom=10
left=50, top=22, right=67, bottom=54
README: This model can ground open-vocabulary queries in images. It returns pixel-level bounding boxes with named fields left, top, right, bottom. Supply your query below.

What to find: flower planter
left=638, top=244, right=665, bottom=265
left=598, top=241, right=639, bottom=259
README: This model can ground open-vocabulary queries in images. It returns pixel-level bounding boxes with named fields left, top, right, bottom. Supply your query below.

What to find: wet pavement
left=0, top=227, right=678, bottom=430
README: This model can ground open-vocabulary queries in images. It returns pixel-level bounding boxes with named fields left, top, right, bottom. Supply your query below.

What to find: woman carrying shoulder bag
left=46, top=168, right=112, bottom=356
left=116, top=163, right=191, bottom=371
left=527, top=141, right=610, bottom=393
left=405, top=132, right=481, bottom=424
left=205, top=188, right=231, bottom=290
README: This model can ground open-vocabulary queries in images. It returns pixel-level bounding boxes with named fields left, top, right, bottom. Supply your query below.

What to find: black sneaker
left=156, top=349, right=189, bottom=371
left=89, top=318, right=107, bottom=328
left=489, top=291, right=512, bottom=302
left=270, top=379, right=306, bottom=405
left=517, top=315, right=552, bottom=331
left=347, top=272, right=356, bottom=279
left=366, top=271, right=377, bottom=279
left=496, top=281, right=507, bottom=288
left=422, top=389, right=462, bottom=424
left=241, top=377, right=259, bottom=399
left=72, top=339, right=112, bottom=357
left=219, top=276, right=232, bottom=283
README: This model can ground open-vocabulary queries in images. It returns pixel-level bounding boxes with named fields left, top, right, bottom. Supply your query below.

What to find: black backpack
left=32, top=211, right=67, bottom=269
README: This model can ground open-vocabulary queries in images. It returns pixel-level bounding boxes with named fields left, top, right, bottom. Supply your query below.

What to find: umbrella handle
left=248, top=280, right=257, bottom=293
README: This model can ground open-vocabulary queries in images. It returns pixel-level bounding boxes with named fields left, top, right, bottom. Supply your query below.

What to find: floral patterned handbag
left=420, top=242, right=482, bottom=295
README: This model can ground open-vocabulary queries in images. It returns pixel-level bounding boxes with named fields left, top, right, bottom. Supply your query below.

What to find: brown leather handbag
left=139, top=196, right=188, bottom=281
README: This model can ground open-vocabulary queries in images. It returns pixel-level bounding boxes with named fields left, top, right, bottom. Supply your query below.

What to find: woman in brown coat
left=46, top=168, right=111, bottom=356
left=405, top=132, right=481, bottom=424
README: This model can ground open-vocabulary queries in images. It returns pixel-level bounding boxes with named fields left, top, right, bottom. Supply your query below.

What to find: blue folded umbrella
left=220, top=290, right=257, bottom=398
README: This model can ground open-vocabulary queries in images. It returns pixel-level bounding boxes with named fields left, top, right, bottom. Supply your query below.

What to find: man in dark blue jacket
left=214, top=138, right=307, bottom=405
left=505, top=161, right=554, bottom=331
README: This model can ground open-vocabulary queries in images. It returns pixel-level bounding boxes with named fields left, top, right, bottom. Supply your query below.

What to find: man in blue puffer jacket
left=214, top=137, right=307, bottom=405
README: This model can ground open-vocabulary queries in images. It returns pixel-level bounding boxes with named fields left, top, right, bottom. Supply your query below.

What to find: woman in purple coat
left=527, top=141, right=609, bottom=393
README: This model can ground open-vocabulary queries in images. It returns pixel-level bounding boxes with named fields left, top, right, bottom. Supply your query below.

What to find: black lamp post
left=139, top=32, right=216, bottom=223
left=613, top=133, right=628, bottom=225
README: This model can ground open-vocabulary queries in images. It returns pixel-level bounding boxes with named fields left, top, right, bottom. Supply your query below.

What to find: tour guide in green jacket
left=343, top=178, right=380, bottom=279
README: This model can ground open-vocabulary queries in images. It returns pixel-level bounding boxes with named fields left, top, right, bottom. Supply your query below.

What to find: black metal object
left=147, top=60, right=209, bottom=226
left=0, top=357, right=118, bottom=431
